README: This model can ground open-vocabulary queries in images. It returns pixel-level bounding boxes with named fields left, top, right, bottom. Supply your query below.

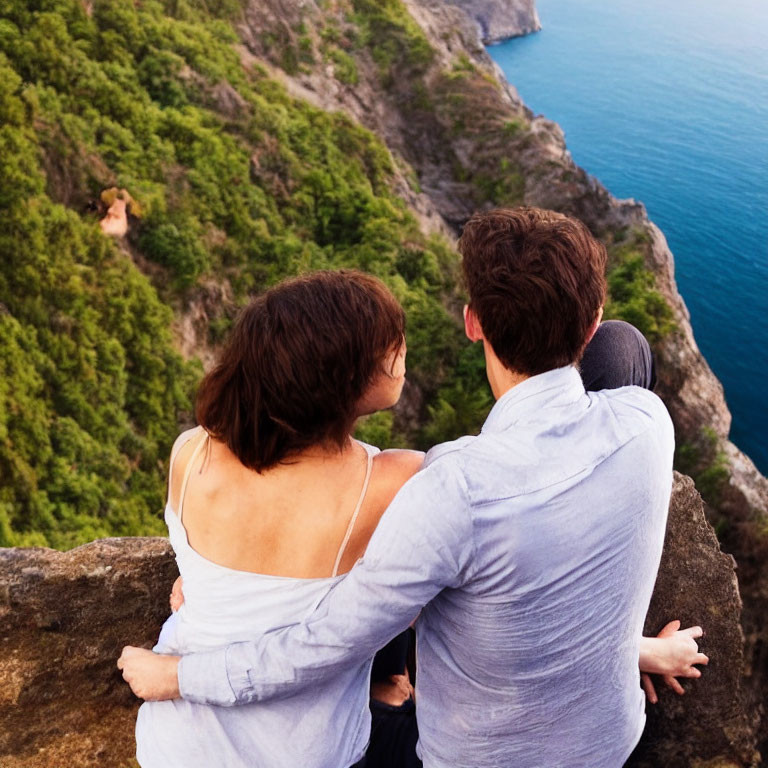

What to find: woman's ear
left=464, top=305, right=484, bottom=342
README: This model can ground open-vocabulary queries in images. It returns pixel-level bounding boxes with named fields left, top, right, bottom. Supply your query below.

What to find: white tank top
left=135, top=429, right=379, bottom=768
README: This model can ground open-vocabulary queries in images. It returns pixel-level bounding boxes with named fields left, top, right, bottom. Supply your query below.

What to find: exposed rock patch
left=0, top=538, right=177, bottom=768
left=445, top=0, right=541, bottom=43
left=173, top=278, right=236, bottom=371
left=627, top=473, right=759, bottom=767
left=99, top=198, right=129, bottom=238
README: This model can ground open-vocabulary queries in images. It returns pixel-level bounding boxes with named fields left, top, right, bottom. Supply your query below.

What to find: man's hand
left=639, top=620, right=709, bottom=704
left=117, top=646, right=182, bottom=701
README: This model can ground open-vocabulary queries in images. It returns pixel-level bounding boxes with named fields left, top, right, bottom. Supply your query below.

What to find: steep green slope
left=0, top=0, right=673, bottom=548
left=0, top=49, right=198, bottom=547
left=0, top=0, right=490, bottom=548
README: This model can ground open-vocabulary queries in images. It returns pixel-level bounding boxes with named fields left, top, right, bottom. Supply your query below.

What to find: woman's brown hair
left=196, top=270, right=405, bottom=471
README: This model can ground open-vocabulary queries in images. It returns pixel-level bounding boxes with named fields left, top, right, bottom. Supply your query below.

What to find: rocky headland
left=445, top=0, right=541, bottom=43
left=240, top=0, right=768, bottom=543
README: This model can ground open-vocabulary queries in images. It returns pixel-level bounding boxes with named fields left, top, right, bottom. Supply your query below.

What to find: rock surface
left=627, top=474, right=759, bottom=768
left=0, top=538, right=178, bottom=768
left=0, top=477, right=758, bottom=766
left=444, top=0, right=541, bottom=42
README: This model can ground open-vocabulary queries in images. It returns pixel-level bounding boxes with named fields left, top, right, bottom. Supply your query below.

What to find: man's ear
left=463, top=305, right=484, bottom=342
left=584, top=306, right=604, bottom=346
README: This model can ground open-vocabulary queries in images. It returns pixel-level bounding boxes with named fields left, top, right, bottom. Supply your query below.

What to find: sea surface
left=489, top=0, right=768, bottom=474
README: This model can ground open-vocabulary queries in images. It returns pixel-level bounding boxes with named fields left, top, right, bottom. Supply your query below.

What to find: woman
left=125, top=271, right=705, bottom=768
left=134, top=270, right=423, bottom=768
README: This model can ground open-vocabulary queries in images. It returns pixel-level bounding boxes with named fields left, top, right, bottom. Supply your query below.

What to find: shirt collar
left=482, top=365, right=587, bottom=434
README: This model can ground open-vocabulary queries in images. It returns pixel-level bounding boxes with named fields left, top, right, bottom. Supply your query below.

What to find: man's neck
left=483, top=340, right=531, bottom=400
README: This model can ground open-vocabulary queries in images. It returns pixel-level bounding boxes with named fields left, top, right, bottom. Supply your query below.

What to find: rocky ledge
left=0, top=538, right=177, bottom=768
left=445, top=0, right=541, bottom=43
left=0, top=475, right=759, bottom=767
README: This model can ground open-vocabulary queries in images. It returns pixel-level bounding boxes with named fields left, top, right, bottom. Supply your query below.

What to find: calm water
left=489, top=0, right=768, bottom=474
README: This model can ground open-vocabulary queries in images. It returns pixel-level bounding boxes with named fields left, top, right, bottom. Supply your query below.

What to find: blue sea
left=489, top=0, right=768, bottom=474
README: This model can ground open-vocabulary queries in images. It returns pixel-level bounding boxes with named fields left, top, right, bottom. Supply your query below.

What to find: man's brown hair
left=196, top=270, right=405, bottom=471
left=459, top=207, right=607, bottom=376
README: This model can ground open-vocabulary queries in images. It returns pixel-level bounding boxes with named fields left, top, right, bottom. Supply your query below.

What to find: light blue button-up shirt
left=179, top=366, right=674, bottom=768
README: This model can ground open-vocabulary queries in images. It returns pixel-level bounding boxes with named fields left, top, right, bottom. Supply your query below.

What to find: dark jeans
left=355, top=320, right=655, bottom=768
left=351, top=698, right=421, bottom=768
left=580, top=320, right=655, bottom=392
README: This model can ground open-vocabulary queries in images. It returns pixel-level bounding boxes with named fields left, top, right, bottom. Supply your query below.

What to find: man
left=121, top=207, right=676, bottom=767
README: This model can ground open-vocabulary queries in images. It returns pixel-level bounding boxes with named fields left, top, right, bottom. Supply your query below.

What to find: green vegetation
left=421, top=344, right=492, bottom=450
left=354, top=412, right=400, bottom=450
left=604, top=237, right=675, bottom=342
left=350, top=0, right=434, bottom=85
left=676, top=426, right=730, bottom=511
left=326, top=45, right=359, bottom=85
left=475, top=158, right=525, bottom=208
left=0, top=0, right=485, bottom=549
left=0, top=182, right=197, bottom=548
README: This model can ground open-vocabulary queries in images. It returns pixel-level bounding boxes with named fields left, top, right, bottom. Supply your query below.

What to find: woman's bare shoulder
left=168, top=426, right=205, bottom=502
left=172, top=426, right=202, bottom=454
left=353, top=449, right=425, bottom=541
left=372, top=448, right=425, bottom=489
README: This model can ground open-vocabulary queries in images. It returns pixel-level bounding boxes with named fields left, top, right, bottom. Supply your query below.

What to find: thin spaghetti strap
left=177, top=431, right=209, bottom=523
left=167, top=428, right=199, bottom=506
left=331, top=447, right=374, bottom=577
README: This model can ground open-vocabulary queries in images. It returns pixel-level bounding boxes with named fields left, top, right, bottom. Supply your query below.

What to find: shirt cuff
left=177, top=648, right=238, bottom=706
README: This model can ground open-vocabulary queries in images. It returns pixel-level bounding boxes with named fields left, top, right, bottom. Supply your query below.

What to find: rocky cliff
left=237, top=0, right=768, bottom=517
left=0, top=476, right=757, bottom=767
left=444, top=0, right=541, bottom=43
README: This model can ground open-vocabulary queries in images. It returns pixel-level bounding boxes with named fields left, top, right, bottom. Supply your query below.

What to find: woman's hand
left=170, top=576, right=185, bottom=612
left=370, top=673, right=414, bottom=707
left=639, top=620, right=709, bottom=704
left=117, top=646, right=182, bottom=701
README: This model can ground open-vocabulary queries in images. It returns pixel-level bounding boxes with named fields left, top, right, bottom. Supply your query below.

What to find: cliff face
left=0, top=477, right=757, bottom=767
left=444, top=0, right=541, bottom=43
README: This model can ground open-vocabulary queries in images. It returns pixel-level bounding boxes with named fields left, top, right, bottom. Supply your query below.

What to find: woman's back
left=136, top=427, right=422, bottom=768
left=171, top=427, right=418, bottom=578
